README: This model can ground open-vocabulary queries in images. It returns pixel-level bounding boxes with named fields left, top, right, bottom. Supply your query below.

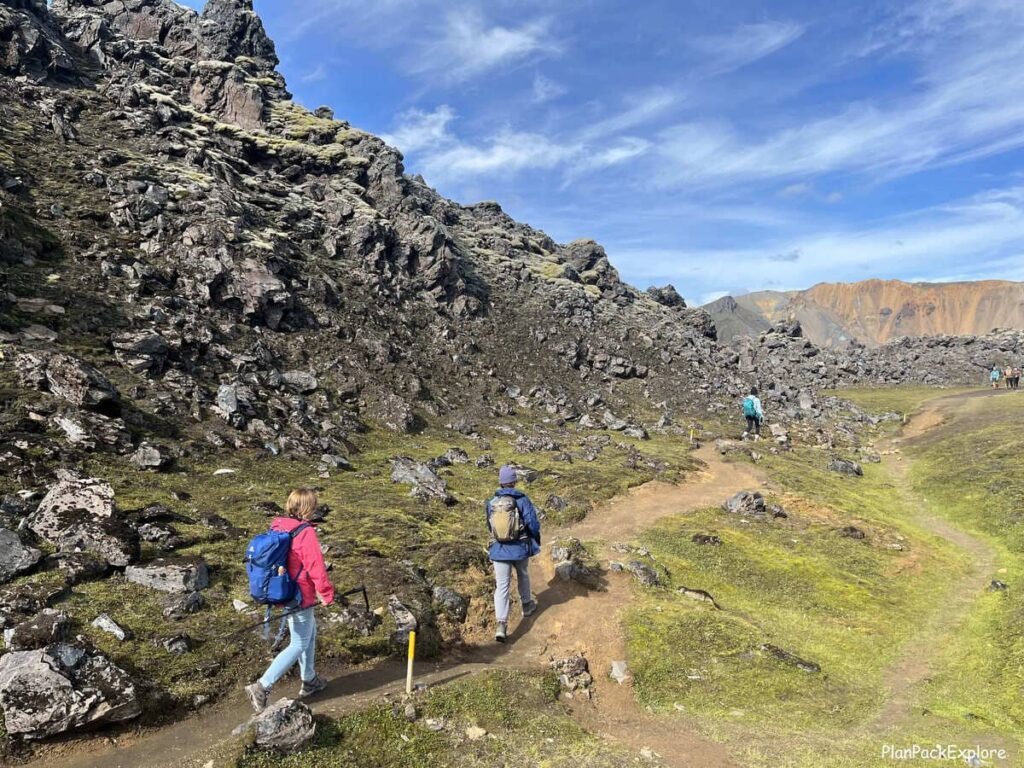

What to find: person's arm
left=303, top=529, right=335, bottom=605
left=755, top=397, right=765, bottom=419
left=519, top=497, right=541, bottom=546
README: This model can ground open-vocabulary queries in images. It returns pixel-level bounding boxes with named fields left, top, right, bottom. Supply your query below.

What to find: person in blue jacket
left=486, top=465, right=541, bottom=643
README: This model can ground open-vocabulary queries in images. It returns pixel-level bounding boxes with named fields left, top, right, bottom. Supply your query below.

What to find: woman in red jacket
left=246, top=488, right=335, bottom=712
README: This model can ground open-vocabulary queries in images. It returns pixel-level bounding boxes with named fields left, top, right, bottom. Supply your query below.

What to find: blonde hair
left=286, top=488, right=318, bottom=521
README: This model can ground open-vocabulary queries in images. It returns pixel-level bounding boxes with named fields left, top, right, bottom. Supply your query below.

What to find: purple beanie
left=498, top=465, right=517, bottom=485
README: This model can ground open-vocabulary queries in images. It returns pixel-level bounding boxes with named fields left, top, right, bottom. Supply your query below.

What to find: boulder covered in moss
left=126, top=556, right=210, bottom=594
left=3, top=609, right=70, bottom=651
left=0, top=643, right=141, bottom=739
left=14, top=351, right=120, bottom=412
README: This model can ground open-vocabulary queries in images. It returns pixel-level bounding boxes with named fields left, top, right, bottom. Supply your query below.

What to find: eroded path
left=869, top=392, right=1007, bottom=746
left=32, top=444, right=761, bottom=768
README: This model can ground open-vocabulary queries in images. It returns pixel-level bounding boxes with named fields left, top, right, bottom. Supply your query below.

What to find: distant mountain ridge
left=703, top=279, right=1024, bottom=347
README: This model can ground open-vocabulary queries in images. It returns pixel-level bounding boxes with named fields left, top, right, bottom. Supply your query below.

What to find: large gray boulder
left=27, top=472, right=138, bottom=567
left=4, top=609, right=69, bottom=651
left=32, top=470, right=115, bottom=520
left=110, top=330, right=170, bottom=375
left=828, top=458, right=864, bottom=477
left=15, top=352, right=119, bottom=411
left=0, top=644, right=140, bottom=739
left=248, top=698, right=315, bottom=752
left=125, top=557, right=209, bottom=593
left=0, top=528, right=42, bottom=583
left=51, top=410, right=132, bottom=453
left=723, top=490, right=766, bottom=516
left=390, top=457, right=453, bottom=504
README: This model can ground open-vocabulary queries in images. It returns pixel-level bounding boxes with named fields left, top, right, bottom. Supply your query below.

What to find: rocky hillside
left=4, top=0, right=1024, bottom=755
left=705, top=279, right=1024, bottom=347
left=0, top=0, right=725, bottom=462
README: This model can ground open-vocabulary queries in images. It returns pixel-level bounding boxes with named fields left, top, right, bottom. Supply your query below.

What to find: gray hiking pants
left=493, top=559, right=531, bottom=623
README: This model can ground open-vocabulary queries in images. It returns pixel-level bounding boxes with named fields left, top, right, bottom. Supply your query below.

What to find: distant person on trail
left=486, top=465, right=541, bottom=643
left=246, top=488, right=335, bottom=713
left=742, top=387, right=764, bottom=439
left=1013, top=367, right=1021, bottom=390
left=991, top=366, right=1001, bottom=389
left=1005, top=366, right=1014, bottom=389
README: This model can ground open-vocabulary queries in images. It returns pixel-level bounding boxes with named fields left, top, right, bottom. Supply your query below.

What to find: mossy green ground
left=822, top=384, right=976, bottom=419
left=0, top=392, right=697, bottom=722
left=622, top=387, right=1024, bottom=766
left=234, top=671, right=654, bottom=768
left=904, top=393, right=1024, bottom=736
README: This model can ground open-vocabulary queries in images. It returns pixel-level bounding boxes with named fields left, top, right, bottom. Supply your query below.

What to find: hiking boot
left=522, top=600, right=538, bottom=618
left=245, top=681, right=268, bottom=713
left=298, top=674, right=328, bottom=699
left=741, top=431, right=749, bottom=440
left=495, top=621, right=508, bottom=643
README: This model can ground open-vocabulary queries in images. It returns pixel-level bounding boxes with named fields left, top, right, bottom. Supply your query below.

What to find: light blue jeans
left=259, top=607, right=317, bottom=688
left=493, top=559, right=532, bottom=623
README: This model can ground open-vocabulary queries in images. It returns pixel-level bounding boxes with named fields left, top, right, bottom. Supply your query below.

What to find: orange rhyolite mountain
left=703, top=279, right=1024, bottom=347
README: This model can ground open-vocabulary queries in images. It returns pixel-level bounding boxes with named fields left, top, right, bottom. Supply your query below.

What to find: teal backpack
left=743, top=396, right=758, bottom=418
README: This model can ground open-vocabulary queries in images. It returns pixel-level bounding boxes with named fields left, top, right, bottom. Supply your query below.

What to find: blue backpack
left=743, top=396, right=758, bottom=418
left=245, top=523, right=309, bottom=605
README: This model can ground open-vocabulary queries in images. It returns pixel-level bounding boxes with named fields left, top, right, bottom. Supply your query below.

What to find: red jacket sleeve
left=301, top=528, right=335, bottom=605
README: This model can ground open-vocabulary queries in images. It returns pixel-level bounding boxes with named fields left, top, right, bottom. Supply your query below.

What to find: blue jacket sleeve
left=519, top=497, right=541, bottom=546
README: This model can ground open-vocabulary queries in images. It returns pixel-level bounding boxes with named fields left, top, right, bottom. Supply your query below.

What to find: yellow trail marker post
left=406, top=630, right=416, bottom=695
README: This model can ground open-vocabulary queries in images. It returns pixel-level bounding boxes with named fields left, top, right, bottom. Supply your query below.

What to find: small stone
left=232, top=599, right=249, bottom=612
left=465, top=725, right=487, bottom=741
left=162, top=591, right=205, bottom=620
left=130, top=443, right=170, bottom=471
left=610, top=660, right=631, bottom=684
left=91, top=614, right=131, bottom=641
left=0, top=528, right=42, bottom=584
left=404, top=703, right=417, bottom=722
left=159, top=633, right=192, bottom=655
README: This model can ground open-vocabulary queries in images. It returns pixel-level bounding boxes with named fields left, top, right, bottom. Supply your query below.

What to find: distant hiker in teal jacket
left=991, top=366, right=1001, bottom=389
left=742, top=387, right=764, bottom=439
left=486, top=465, right=541, bottom=643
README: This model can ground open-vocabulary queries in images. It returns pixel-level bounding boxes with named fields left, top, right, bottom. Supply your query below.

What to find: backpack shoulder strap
left=289, top=522, right=311, bottom=539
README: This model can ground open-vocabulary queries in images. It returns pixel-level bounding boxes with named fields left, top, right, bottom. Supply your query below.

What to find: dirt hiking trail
left=868, top=391, right=1010, bottom=755
left=28, top=392, right=1014, bottom=768
left=31, top=443, right=761, bottom=768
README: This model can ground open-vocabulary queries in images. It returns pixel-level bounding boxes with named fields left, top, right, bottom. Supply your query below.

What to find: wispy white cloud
left=299, top=63, right=329, bottom=83
left=692, top=21, right=805, bottom=76
left=654, top=0, right=1024, bottom=189
left=420, top=130, right=579, bottom=178
left=383, top=96, right=662, bottom=185
left=380, top=105, right=456, bottom=155
left=532, top=74, right=566, bottom=103
left=411, top=9, right=559, bottom=83
left=613, top=185, right=1024, bottom=296
left=576, top=89, right=680, bottom=142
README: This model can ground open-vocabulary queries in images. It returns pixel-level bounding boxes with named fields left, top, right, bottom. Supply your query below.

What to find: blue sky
left=182, top=0, right=1024, bottom=304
